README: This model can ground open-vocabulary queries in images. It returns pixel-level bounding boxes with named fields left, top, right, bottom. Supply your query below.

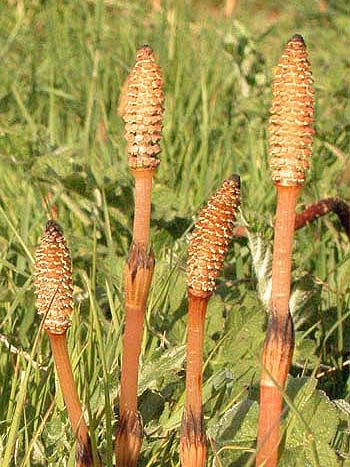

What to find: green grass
left=0, top=0, right=349, bottom=465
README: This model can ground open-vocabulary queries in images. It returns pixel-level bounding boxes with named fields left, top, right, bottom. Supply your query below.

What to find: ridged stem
left=224, top=0, right=238, bottom=17
left=49, top=333, right=96, bottom=467
left=116, top=245, right=154, bottom=466
left=271, top=186, right=300, bottom=315
left=118, top=167, right=155, bottom=415
left=119, top=302, right=145, bottom=414
left=256, top=185, right=299, bottom=467
left=116, top=299, right=145, bottom=467
left=184, top=294, right=208, bottom=415
left=132, top=168, right=155, bottom=246
left=257, top=385, right=283, bottom=466
left=180, top=292, right=209, bottom=467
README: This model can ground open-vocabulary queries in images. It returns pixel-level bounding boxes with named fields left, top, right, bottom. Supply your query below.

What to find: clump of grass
left=115, top=45, right=164, bottom=466
left=256, top=34, right=315, bottom=467
left=181, top=175, right=240, bottom=466
left=34, top=220, right=100, bottom=466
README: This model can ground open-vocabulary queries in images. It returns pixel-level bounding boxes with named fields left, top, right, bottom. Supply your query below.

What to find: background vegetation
left=0, top=0, right=349, bottom=465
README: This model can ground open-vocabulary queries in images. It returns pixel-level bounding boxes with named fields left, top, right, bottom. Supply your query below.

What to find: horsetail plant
left=115, top=45, right=164, bottom=466
left=34, top=221, right=100, bottom=467
left=181, top=176, right=241, bottom=467
left=256, top=35, right=315, bottom=467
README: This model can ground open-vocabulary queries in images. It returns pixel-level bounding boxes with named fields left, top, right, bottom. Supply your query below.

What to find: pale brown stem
left=118, top=168, right=155, bottom=413
left=49, top=333, right=97, bottom=466
left=116, top=300, right=144, bottom=467
left=257, top=311, right=294, bottom=467
left=256, top=185, right=299, bottom=467
left=151, top=0, right=161, bottom=11
left=180, top=292, right=209, bottom=467
left=119, top=303, right=145, bottom=414
left=115, top=410, right=143, bottom=467
left=115, top=165, right=156, bottom=464
left=184, top=293, right=208, bottom=416
left=257, top=386, right=283, bottom=467
left=319, top=0, right=327, bottom=13
left=116, top=245, right=154, bottom=466
left=131, top=168, right=155, bottom=246
left=224, top=0, right=238, bottom=17
left=270, top=186, right=300, bottom=316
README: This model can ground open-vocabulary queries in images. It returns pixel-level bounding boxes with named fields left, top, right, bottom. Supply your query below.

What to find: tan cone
left=269, top=34, right=315, bottom=186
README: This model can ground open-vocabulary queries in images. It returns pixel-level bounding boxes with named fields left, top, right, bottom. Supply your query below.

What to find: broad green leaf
left=214, top=294, right=265, bottom=386
left=168, top=272, right=187, bottom=312
left=208, top=398, right=258, bottom=442
left=138, top=345, right=186, bottom=395
left=205, top=295, right=225, bottom=349
left=207, top=398, right=258, bottom=465
left=202, top=368, right=235, bottom=408
left=290, top=274, right=322, bottom=330
left=293, top=332, right=319, bottom=368
left=331, top=399, right=350, bottom=462
left=280, top=377, right=340, bottom=466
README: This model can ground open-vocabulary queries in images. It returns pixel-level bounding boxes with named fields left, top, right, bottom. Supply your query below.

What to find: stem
left=116, top=244, right=154, bottom=466
left=132, top=168, right=155, bottom=246
left=151, top=0, right=161, bottom=11
left=224, top=0, right=238, bottom=17
left=185, top=293, right=208, bottom=416
left=49, top=333, right=96, bottom=466
left=257, top=311, right=294, bottom=467
left=180, top=292, right=209, bottom=467
left=319, top=0, right=327, bottom=13
left=295, top=197, right=349, bottom=238
left=119, top=303, right=144, bottom=414
left=116, top=144, right=157, bottom=465
left=257, top=386, right=283, bottom=466
left=257, top=185, right=299, bottom=467
left=270, top=186, right=299, bottom=316
left=119, top=246, right=154, bottom=412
